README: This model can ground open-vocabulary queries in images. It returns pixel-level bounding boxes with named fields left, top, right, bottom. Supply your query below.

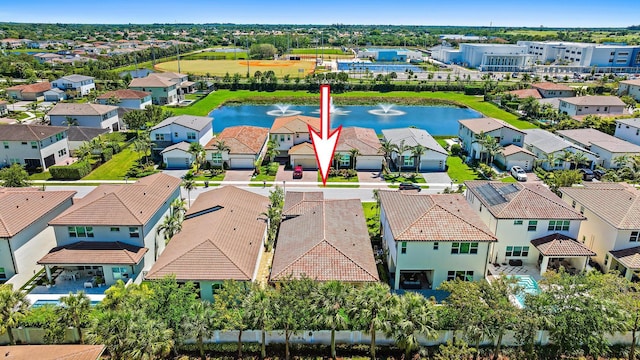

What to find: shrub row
left=49, top=161, right=92, bottom=180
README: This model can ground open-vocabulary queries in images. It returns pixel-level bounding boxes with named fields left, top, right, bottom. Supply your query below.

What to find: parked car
left=578, top=168, right=595, bottom=181
left=510, top=166, right=527, bottom=181
left=293, top=165, right=303, bottom=179
left=399, top=182, right=421, bottom=192
left=593, top=169, right=606, bottom=180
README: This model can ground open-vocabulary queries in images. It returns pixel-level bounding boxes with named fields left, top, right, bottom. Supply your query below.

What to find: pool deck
left=487, top=263, right=542, bottom=281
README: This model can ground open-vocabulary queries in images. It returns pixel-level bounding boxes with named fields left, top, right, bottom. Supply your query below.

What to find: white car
left=510, top=166, right=527, bottom=181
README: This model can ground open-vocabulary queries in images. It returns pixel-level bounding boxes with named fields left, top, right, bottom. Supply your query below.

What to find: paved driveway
left=224, top=170, right=254, bottom=181
left=275, top=164, right=318, bottom=184
left=422, top=172, right=453, bottom=185
left=357, top=170, right=387, bottom=185
left=162, top=169, right=189, bottom=179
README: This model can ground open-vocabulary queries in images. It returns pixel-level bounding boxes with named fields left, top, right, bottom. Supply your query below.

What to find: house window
left=451, top=242, right=478, bottom=254
left=514, top=220, right=523, bottom=225
left=3, top=142, right=8, bottom=149
left=605, top=254, right=610, bottom=266
left=401, top=242, right=407, bottom=254
left=447, top=270, right=474, bottom=282
left=129, top=227, right=140, bottom=238
left=68, top=226, right=94, bottom=238
left=58, top=148, right=67, bottom=157
left=512, top=136, right=521, bottom=143
left=211, top=153, right=223, bottom=164
left=571, top=200, right=576, bottom=208
left=580, top=206, right=585, bottom=215
left=548, top=220, right=570, bottom=231
left=506, top=246, right=530, bottom=257
left=110, top=227, right=120, bottom=232
left=55, top=133, right=64, bottom=141
left=112, top=267, right=129, bottom=280
left=433, top=242, right=439, bottom=250
left=155, top=134, right=165, bottom=141
left=636, top=129, right=639, bottom=136
left=339, top=154, right=350, bottom=167
left=31, top=141, right=37, bottom=149
left=280, top=135, right=285, bottom=142
left=187, top=132, right=196, bottom=140
left=631, top=231, right=640, bottom=242
left=212, top=283, right=223, bottom=294
left=0, top=267, right=5, bottom=279
left=528, top=220, right=538, bottom=231
left=287, top=135, right=291, bottom=141
left=403, top=157, right=414, bottom=167
left=174, top=132, right=179, bottom=137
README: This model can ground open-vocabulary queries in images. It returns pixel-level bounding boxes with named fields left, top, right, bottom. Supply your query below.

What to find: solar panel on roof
left=498, top=184, right=520, bottom=196
left=476, top=184, right=508, bottom=206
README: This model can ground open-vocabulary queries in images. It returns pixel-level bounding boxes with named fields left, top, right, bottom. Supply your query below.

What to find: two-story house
left=5, top=81, right=51, bottom=101
left=558, top=96, right=626, bottom=117
left=379, top=190, right=497, bottom=290
left=96, top=89, right=152, bottom=109
left=39, top=173, right=181, bottom=288
left=269, top=115, right=321, bottom=168
left=618, top=79, right=640, bottom=102
left=614, top=118, right=640, bottom=146
left=465, top=181, right=591, bottom=276
left=524, top=129, right=599, bottom=170
left=150, top=115, right=213, bottom=169
left=270, top=192, right=379, bottom=284
left=0, top=125, right=71, bottom=170
left=51, top=75, right=96, bottom=97
left=146, top=186, right=269, bottom=300
left=381, top=128, right=448, bottom=172
left=128, top=75, right=178, bottom=105
left=204, top=126, right=269, bottom=170
left=458, top=117, right=526, bottom=161
left=0, top=188, right=75, bottom=287
left=48, top=103, right=121, bottom=132
left=556, top=128, right=640, bottom=168
left=560, top=183, right=640, bottom=279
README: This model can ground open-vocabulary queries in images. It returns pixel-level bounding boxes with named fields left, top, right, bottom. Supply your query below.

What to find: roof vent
left=143, top=192, right=146, bottom=195
left=233, top=227, right=236, bottom=231
left=345, top=229, right=347, bottom=231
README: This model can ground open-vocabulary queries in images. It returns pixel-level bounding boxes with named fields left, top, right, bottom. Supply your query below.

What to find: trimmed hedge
left=49, top=161, right=92, bottom=180
left=101, top=148, right=114, bottom=162
left=464, top=86, right=485, bottom=95
left=267, top=162, right=279, bottom=176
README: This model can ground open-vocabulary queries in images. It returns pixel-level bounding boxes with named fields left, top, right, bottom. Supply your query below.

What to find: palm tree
left=349, top=148, right=360, bottom=170
left=385, top=292, right=438, bottom=359
left=133, top=132, right=153, bottom=164
left=572, top=151, right=589, bottom=169
left=614, top=154, right=630, bottom=169
left=313, top=281, right=353, bottom=359
left=560, top=150, right=575, bottom=169
left=214, top=140, right=230, bottom=168
left=188, top=142, right=205, bottom=173
left=333, top=152, right=341, bottom=170
left=170, top=197, right=187, bottom=220
left=182, top=178, right=196, bottom=207
left=472, top=131, right=488, bottom=163
left=411, top=145, right=426, bottom=173
left=260, top=204, right=281, bottom=251
left=379, top=139, right=396, bottom=172
left=349, top=282, right=395, bottom=360
left=182, top=301, right=217, bottom=360
left=244, top=285, right=275, bottom=359
left=0, top=285, right=30, bottom=345
left=483, top=136, right=503, bottom=165
left=63, top=116, right=79, bottom=126
left=59, top=291, right=91, bottom=344
left=395, top=140, right=410, bottom=176
left=266, top=139, right=280, bottom=163
left=75, top=142, right=93, bottom=161
left=539, top=152, right=558, bottom=170
left=157, top=214, right=182, bottom=244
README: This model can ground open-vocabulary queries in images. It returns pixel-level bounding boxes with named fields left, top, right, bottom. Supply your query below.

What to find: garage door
left=508, top=160, right=532, bottom=171
left=165, top=157, right=190, bottom=169
left=420, top=159, right=445, bottom=172
left=294, top=157, right=318, bottom=170
left=356, top=158, right=382, bottom=170
left=230, top=158, right=255, bottom=169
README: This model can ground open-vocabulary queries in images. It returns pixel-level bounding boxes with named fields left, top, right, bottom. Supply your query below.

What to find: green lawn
left=500, top=176, right=518, bottom=183
left=383, top=173, right=427, bottom=184
left=291, top=48, right=347, bottom=55
left=83, top=145, right=139, bottom=180
left=318, top=172, right=359, bottom=183
left=167, top=90, right=537, bottom=130
left=29, top=171, right=52, bottom=180
left=320, top=184, right=360, bottom=188
left=189, top=172, right=226, bottom=181
left=446, top=156, right=483, bottom=184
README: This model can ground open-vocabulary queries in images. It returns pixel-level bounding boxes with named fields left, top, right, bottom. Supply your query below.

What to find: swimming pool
left=31, top=299, right=102, bottom=308
left=511, top=275, right=541, bottom=308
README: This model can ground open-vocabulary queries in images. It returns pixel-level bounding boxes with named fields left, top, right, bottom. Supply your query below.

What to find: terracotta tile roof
left=151, top=115, right=211, bottom=132
left=282, top=191, right=324, bottom=215
left=556, top=128, right=640, bottom=153
left=335, top=127, right=382, bottom=155
left=378, top=191, right=496, bottom=242
left=620, top=79, right=640, bottom=86
left=381, top=128, right=447, bottom=155
left=560, top=182, right=640, bottom=229
left=509, top=89, right=542, bottom=99
left=288, top=142, right=315, bottom=155
left=48, top=103, right=118, bottom=116
left=65, top=126, right=109, bottom=142
left=270, top=115, right=320, bottom=134
left=271, top=195, right=379, bottom=282
left=205, top=126, right=269, bottom=155
left=0, top=345, right=105, bottom=360
left=0, top=189, right=75, bottom=237
left=530, top=233, right=596, bottom=257
left=50, top=173, right=180, bottom=226
left=0, top=124, right=67, bottom=141
left=532, top=82, right=575, bottom=91
left=465, top=181, right=585, bottom=220
left=459, top=117, right=524, bottom=135
left=500, top=144, right=535, bottom=157
left=97, top=89, right=150, bottom=99
left=560, top=96, right=626, bottom=107
left=610, top=246, right=640, bottom=269
left=146, top=186, right=269, bottom=281
left=38, top=241, right=147, bottom=265
left=129, top=75, right=175, bottom=88
left=6, top=81, right=51, bottom=94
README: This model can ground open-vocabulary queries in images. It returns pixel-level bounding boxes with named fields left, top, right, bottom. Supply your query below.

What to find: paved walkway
left=256, top=249, right=274, bottom=286
left=224, top=170, right=254, bottom=181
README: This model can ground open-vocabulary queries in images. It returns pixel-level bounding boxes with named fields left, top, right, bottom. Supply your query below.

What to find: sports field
left=154, top=59, right=316, bottom=76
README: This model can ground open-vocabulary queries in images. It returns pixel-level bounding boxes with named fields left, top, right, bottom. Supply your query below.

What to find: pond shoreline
left=219, top=96, right=467, bottom=109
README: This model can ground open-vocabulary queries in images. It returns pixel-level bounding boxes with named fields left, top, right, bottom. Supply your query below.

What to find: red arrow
left=310, top=85, right=342, bottom=186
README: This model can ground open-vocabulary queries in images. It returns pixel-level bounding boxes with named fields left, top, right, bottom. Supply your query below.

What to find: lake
left=209, top=104, right=482, bottom=135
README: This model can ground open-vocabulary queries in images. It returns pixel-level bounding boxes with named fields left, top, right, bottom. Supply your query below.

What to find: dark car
left=578, top=168, right=595, bottom=181
left=593, top=169, right=606, bottom=180
left=293, top=165, right=303, bottom=179
left=399, top=182, right=421, bottom=192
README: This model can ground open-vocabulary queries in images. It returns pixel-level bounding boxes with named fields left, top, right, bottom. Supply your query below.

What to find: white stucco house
left=269, top=115, right=320, bottom=169
left=0, top=125, right=71, bottom=170
left=524, top=129, right=599, bottom=170
left=556, top=128, right=640, bottom=168
left=205, top=126, right=269, bottom=170
left=558, top=96, right=626, bottom=117
left=96, top=89, right=152, bottom=109
left=150, top=115, right=213, bottom=169
left=465, top=181, right=592, bottom=276
left=614, top=118, right=640, bottom=146
left=381, top=128, right=448, bottom=172
left=51, top=74, right=96, bottom=96
left=379, top=190, right=497, bottom=290
left=48, top=103, right=121, bottom=132
left=618, top=79, right=640, bottom=102
left=458, top=117, right=526, bottom=161
left=495, top=145, right=537, bottom=171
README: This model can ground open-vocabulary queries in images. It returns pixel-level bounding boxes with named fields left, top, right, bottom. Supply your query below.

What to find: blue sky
left=1, top=0, right=639, bottom=27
